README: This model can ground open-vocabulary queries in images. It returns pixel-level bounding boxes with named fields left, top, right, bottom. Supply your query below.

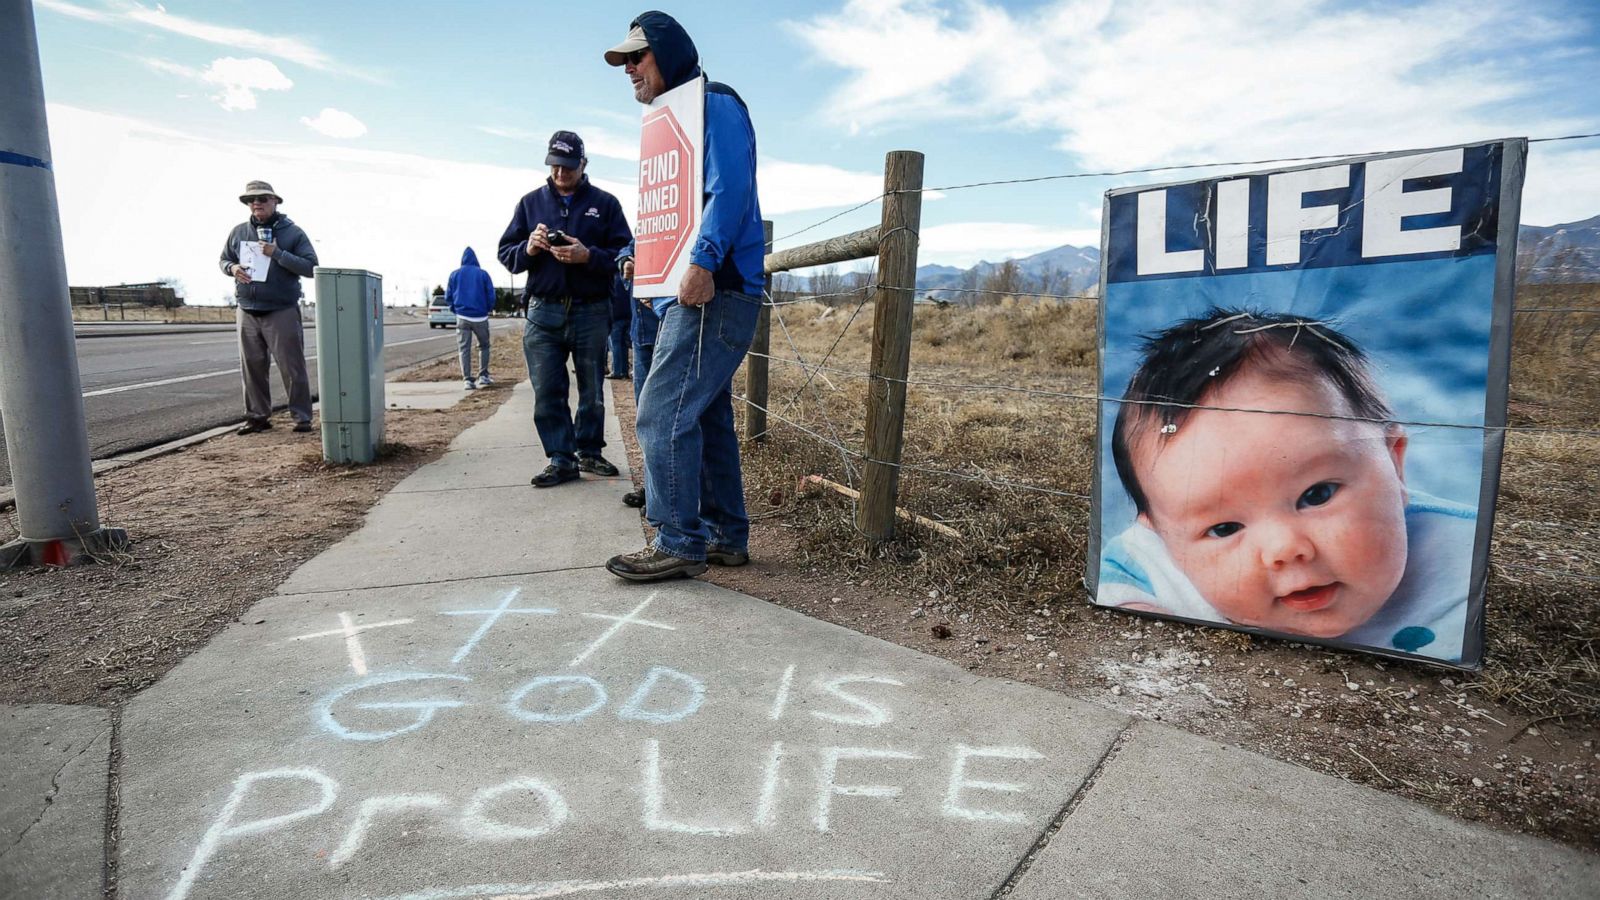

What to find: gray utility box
left=313, top=267, right=385, bottom=464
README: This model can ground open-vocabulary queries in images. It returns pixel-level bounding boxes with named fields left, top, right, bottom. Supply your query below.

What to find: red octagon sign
left=633, top=106, right=697, bottom=288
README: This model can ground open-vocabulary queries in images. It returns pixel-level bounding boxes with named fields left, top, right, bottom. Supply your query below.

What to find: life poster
left=1089, top=139, right=1528, bottom=670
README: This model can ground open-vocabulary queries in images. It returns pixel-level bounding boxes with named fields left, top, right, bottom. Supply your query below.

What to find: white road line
left=79, top=332, right=462, bottom=398
left=82, top=368, right=239, bottom=398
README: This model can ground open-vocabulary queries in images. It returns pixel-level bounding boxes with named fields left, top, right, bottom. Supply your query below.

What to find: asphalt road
left=0, top=315, right=520, bottom=489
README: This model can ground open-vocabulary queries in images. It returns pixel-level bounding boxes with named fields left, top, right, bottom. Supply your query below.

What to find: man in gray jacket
left=219, top=180, right=318, bottom=434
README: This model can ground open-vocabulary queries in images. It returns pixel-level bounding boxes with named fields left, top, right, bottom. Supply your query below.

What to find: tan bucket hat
left=238, top=180, right=283, bottom=204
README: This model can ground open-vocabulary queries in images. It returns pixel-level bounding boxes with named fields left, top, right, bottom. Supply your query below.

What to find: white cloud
left=39, top=0, right=380, bottom=82
left=140, top=55, right=293, bottom=110
left=300, top=108, right=367, bottom=140
left=789, top=0, right=1591, bottom=179
left=201, top=57, right=292, bottom=111
left=35, top=0, right=114, bottom=23
left=919, top=222, right=1101, bottom=268
left=759, top=160, right=892, bottom=215
left=480, top=122, right=897, bottom=218
left=45, top=104, right=611, bottom=308
left=137, top=56, right=200, bottom=79
left=1522, top=145, right=1600, bottom=227
left=476, top=124, right=639, bottom=163
left=477, top=125, right=543, bottom=142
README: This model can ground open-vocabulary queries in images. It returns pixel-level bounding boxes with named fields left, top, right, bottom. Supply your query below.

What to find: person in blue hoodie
left=446, top=247, right=497, bottom=390
left=606, top=272, right=633, bottom=380
left=622, top=274, right=658, bottom=511
left=603, top=11, right=765, bottom=582
left=498, top=131, right=633, bottom=488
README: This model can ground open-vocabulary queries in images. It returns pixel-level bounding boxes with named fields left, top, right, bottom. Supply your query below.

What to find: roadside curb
left=0, top=343, right=471, bottom=513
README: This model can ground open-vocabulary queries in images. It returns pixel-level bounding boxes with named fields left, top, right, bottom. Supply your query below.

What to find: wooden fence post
left=745, top=220, right=773, bottom=442
left=856, top=150, right=924, bottom=541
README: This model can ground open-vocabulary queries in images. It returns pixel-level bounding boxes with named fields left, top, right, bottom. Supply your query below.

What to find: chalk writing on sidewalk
left=163, top=587, right=1053, bottom=899
left=290, top=612, right=416, bottom=675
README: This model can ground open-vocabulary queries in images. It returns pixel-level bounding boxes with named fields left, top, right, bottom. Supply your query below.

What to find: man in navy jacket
left=603, top=11, right=765, bottom=581
left=498, top=131, right=633, bottom=487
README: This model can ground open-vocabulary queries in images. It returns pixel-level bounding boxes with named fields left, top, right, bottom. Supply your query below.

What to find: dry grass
left=739, top=287, right=1600, bottom=719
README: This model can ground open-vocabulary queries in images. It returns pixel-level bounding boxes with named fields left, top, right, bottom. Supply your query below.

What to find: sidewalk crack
left=988, top=721, right=1135, bottom=899
left=0, top=725, right=110, bottom=861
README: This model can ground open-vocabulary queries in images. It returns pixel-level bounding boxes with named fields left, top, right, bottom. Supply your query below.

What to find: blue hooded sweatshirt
left=446, top=247, right=497, bottom=319
left=627, top=11, right=765, bottom=301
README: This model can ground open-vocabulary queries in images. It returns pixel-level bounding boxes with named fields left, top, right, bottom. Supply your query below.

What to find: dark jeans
left=522, top=299, right=608, bottom=469
left=633, top=340, right=654, bottom=406
left=607, top=318, right=630, bottom=376
left=635, top=291, right=760, bottom=559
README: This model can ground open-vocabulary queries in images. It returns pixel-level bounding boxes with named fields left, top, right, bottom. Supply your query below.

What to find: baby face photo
left=1092, top=142, right=1521, bottom=668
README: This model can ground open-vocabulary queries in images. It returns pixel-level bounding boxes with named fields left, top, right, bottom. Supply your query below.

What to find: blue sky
left=29, top=0, right=1600, bottom=305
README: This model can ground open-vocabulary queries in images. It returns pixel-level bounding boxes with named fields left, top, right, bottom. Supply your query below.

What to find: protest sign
left=1089, top=139, right=1528, bottom=669
left=632, top=77, right=704, bottom=298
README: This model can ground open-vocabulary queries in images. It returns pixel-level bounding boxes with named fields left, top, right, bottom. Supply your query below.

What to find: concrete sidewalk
left=6, top=383, right=1595, bottom=899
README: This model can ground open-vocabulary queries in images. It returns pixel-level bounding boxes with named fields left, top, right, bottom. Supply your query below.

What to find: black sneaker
left=578, top=455, right=620, bottom=477
left=621, top=488, right=646, bottom=509
left=236, top=419, right=272, bottom=435
left=531, top=464, right=580, bottom=488
left=293, top=420, right=313, bottom=433
left=605, top=546, right=707, bottom=582
left=706, top=546, right=750, bottom=567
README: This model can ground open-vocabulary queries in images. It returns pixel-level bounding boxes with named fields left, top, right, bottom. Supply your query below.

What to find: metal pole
left=744, top=220, right=773, bottom=442
left=855, top=151, right=924, bottom=541
left=0, top=0, right=125, bottom=567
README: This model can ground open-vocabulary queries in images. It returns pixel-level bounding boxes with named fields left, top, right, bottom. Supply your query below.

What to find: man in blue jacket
left=606, top=272, right=633, bottom=380
left=621, top=275, right=658, bottom=511
left=498, top=131, right=633, bottom=487
left=603, top=11, right=765, bottom=581
left=447, top=247, right=496, bottom=390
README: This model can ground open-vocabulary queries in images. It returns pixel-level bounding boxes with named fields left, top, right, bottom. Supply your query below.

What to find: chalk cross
left=568, top=592, right=675, bottom=667
left=441, top=587, right=556, bottom=666
left=290, top=612, right=414, bottom=676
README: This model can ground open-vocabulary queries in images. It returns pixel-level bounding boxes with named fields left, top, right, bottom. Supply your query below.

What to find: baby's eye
left=1205, top=522, right=1242, bottom=539
left=1298, top=482, right=1339, bottom=508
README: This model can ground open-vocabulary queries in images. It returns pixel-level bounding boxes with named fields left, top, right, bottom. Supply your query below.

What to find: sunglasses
left=246, top=196, right=275, bottom=204
left=623, top=48, right=649, bottom=66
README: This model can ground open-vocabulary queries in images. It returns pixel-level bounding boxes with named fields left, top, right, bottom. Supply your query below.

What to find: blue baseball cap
left=545, top=131, right=585, bottom=168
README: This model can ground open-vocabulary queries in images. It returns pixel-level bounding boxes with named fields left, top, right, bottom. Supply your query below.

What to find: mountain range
left=777, top=214, right=1600, bottom=298
left=1517, top=214, right=1600, bottom=283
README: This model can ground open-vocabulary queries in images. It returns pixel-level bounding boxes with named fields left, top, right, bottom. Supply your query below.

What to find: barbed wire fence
left=730, top=133, right=1600, bottom=589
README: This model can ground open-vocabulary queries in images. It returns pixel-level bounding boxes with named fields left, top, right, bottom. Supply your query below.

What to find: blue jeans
left=522, top=299, right=608, bottom=469
left=635, top=290, right=760, bottom=560
left=607, top=318, right=630, bottom=376
left=632, top=299, right=658, bottom=407
left=633, top=340, right=655, bottom=405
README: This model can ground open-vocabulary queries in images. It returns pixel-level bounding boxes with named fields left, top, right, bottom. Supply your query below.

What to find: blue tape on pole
left=0, top=150, right=52, bottom=171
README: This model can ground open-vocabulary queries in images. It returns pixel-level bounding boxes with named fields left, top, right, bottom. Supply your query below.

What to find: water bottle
left=256, top=225, right=273, bottom=244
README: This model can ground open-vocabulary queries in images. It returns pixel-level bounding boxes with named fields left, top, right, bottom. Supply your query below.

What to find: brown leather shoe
left=605, top=546, right=707, bottom=582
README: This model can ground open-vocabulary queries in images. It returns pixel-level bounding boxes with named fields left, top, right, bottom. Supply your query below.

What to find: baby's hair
left=1111, top=307, right=1393, bottom=514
